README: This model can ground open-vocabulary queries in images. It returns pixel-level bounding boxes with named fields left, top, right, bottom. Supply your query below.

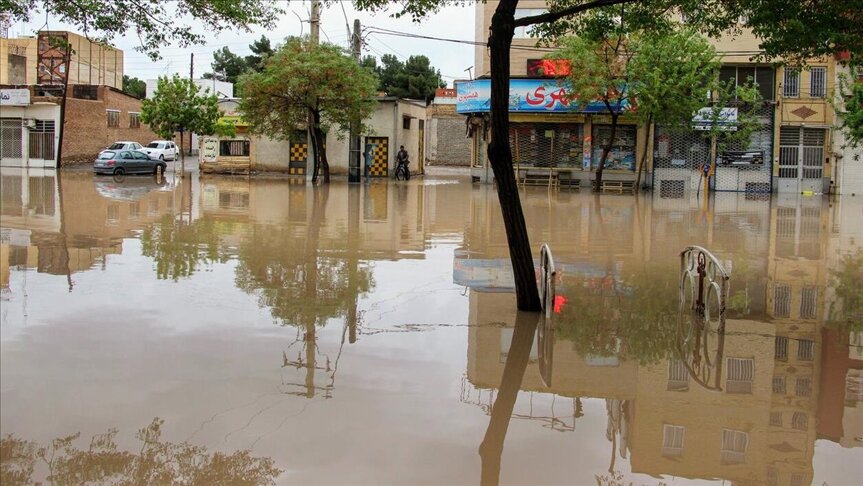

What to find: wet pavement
left=1, top=167, right=862, bottom=485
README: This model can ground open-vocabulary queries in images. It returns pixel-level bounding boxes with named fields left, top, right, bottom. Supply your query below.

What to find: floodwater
left=1, top=167, right=862, bottom=485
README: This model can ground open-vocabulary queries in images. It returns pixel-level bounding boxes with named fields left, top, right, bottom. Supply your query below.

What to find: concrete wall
left=427, top=103, right=471, bottom=166
left=0, top=38, right=36, bottom=85
left=65, top=32, right=123, bottom=89
left=62, top=85, right=158, bottom=164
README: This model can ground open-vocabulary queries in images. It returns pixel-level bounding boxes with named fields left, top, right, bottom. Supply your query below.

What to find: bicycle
left=394, top=161, right=411, bottom=181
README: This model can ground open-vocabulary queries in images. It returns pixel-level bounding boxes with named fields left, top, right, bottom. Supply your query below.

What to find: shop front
left=458, top=79, right=641, bottom=187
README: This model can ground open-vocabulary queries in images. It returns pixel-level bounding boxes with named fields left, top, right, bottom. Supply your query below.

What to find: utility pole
left=310, top=0, right=321, bottom=45
left=348, top=19, right=362, bottom=183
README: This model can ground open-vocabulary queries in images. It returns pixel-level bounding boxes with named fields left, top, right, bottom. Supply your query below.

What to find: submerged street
left=1, top=167, right=862, bottom=484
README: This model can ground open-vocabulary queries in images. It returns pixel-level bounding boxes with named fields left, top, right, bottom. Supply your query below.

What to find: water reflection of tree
left=828, top=248, right=863, bottom=332
left=0, top=418, right=280, bottom=485
left=140, top=216, right=234, bottom=281
left=555, top=268, right=679, bottom=366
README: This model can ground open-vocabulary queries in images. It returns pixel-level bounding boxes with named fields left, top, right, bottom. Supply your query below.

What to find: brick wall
left=61, top=85, right=158, bottom=165
left=427, top=114, right=471, bottom=166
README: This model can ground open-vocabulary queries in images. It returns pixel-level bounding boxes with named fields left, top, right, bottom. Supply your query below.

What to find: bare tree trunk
left=634, top=115, right=652, bottom=190
left=594, top=113, right=618, bottom=191
left=488, top=0, right=541, bottom=311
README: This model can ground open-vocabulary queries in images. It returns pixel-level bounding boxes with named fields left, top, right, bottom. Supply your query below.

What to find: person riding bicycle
left=395, top=145, right=410, bottom=180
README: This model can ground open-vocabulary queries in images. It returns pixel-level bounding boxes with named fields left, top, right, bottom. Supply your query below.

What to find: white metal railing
left=539, top=243, right=556, bottom=318
left=680, top=246, right=731, bottom=321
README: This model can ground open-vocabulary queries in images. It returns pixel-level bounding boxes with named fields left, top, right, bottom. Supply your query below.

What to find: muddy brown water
left=1, top=169, right=862, bottom=485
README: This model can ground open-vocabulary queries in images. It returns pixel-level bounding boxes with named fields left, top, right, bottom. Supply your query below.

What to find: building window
left=514, top=9, right=545, bottom=38
left=403, top=116, right=411, bottom=129
left=783, top=69, right=800, bottom=97
left=148, top=199, right=159, bottom=216
left=72, top=85, right=99, bottom=100
left=0, top=118, right=23, bottom=158
left=106, top=204, right=120, bottom=225
left=809, top=67, right=826, bottom=98
left=790, top=474, right=805, bottom=486
left=667, top=359, right=690, bottom=391
left=219, top=140, right=250, bottom=156
left=797, top=339, right=815, bottom=361
left=129, top=112, right=141, bottom=129
left=718, top=65, right=775, bottom=100
left=775, top=336, right=788, bottom=361
left=772, top=376, right=786, bottom=394
left=726, top=357, right=754, bottom=394
left=721, top=429, right=748, bottom=465
left=662, top=424, right=685, bottom=456
left=107, top=110, right=120, bottom=128
left=800, top=286, right=817, bottom=319
left=129, top=202, right=140, bottom=219
left=795, top=377, right=812, bottom=397
left=791, top=412, right=809, bottom=430
left=767, top=468, right=779, bottom=486
left=774, top=283, right=791, bottom=318
left=770, top=412, right=782, bottom=427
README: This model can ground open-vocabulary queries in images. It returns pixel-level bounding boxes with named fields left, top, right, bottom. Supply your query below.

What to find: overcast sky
left=15, top=1, right=477, bottom=87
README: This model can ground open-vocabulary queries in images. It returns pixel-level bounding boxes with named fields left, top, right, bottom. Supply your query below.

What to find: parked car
left=93, top=150, right=167, bottom=176
left=142, top=140, right=180, bottom=161
left=99, top=141, right=143, bottom=158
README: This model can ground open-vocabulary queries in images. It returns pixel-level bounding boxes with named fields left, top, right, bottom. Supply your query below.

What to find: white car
left=142, top=140, right=180, bottom=161
left=103, top=141, right=143, bottom=152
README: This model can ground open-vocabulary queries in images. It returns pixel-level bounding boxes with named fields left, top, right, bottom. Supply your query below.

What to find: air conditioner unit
left=24, top=119, right=36, bottom=128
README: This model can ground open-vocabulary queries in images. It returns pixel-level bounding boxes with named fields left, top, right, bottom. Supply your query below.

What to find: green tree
left=375, top=54, right=446, bottom=101
left=202, top=46, right=249, bottom=86
left=244, top=35, right=275, bottom=73
left=238, top=38, right=378, bottom=183
left=121, top=74, right=146, bottom=99
left=140, top=75, right=235, bottom=172
left=8, top=1, right=283, bottom=60
left=837, top=63, right=863, bottom=148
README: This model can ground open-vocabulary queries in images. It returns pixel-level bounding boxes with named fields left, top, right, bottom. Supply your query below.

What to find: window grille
left=767, top=468, right=779, bottom=486
left=775, top=336, right=788, bottom=360
left=510, top=123, right=584, bottom=169
left=773, top=376, right=786, bottom=394
left=797, top=339, right=815, bottom=360
left=26, top=176, right=55, bottom=216
left=791, top=412, right=808, bottom=430
left=846, top=370, right=863, bottom=405
left=795, top=377, right=812, bottom=397
left=0, top=118, right=23, bottom=158
left=667, top=359, right=690, bottom=391
left=774, top=284, right=791, bottom=318
left=129, top=202, right=140, bottom=219
left=129, top=112, right=141, bottom=129
left=783, top=69, right=800, bottom=97
left=790, top=474, right=805, bottom=486
left=770, top=412, right=782, bottom=427
left=219, top=140, right=250, bottom=156
left=106, top=204, right=120, bottom=225
left=107, top=110, right=120, bottom=128
left=726, top=358, right=754, bottom=394
left=721, top=429, right=748, bottom=464
left=809, top=67, right=826, bottom=98
left=662, top=424, right=685, bottom=456
left=28, top=120, right=55, bottom=160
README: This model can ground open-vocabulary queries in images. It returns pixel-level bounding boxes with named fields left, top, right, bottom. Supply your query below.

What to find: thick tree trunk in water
left=489, top=0, right=541, bottom=311
left=634, top=115, right=652, bottom=190
left=308, top=110, right=330, bottom=184
left=594, top=113, right=618, bottom=191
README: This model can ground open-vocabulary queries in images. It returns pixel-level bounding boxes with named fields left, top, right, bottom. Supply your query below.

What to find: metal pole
left=349, top=19, right=361, bottom=183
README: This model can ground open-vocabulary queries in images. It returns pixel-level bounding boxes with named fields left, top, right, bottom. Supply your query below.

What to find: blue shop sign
left=456, top=79, right=630, bottom=114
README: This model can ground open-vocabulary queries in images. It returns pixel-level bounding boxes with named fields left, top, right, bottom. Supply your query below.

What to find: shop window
left=510, top=123, right=584, bottom=169
left=129, top=112, right=141, bottom=129
left=219, top=140, right=250, bottom=156
left=591, top=124, right=636, bottom=171
left=107, top=110, right=120, bottom=128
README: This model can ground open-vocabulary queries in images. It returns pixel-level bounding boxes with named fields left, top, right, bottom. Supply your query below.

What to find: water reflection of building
left=0, top=169, right=184, bottom=292
left=461, top=190, right=853, bottom=484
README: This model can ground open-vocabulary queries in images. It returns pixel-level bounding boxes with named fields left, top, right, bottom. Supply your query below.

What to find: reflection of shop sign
left=201, top=138, right=218, bottom=162
left=0, top=89, right=30, bottom=105
left=692, top=107, right=738, bottom=131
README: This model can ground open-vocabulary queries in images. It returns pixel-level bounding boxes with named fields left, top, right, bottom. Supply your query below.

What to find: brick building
left=61, top=84, right=158, bottom=165
left=427, top=88, right=471, bottom=166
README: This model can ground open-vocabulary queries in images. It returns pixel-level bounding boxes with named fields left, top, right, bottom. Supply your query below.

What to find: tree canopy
left=140, top=75, right=234, bottom=141
left=364, top=53, right=446, bottom=101
left=8, top=0, right=283, bottom=60
left=202, top=35, right=276, bottom=91
left=121, top=75, right=146, bottom=99
left=238, top=37, right=378, bottom=182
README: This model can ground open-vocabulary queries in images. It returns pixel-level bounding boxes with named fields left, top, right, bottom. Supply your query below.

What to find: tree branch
left=514, top=0, right=637, bottom=27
